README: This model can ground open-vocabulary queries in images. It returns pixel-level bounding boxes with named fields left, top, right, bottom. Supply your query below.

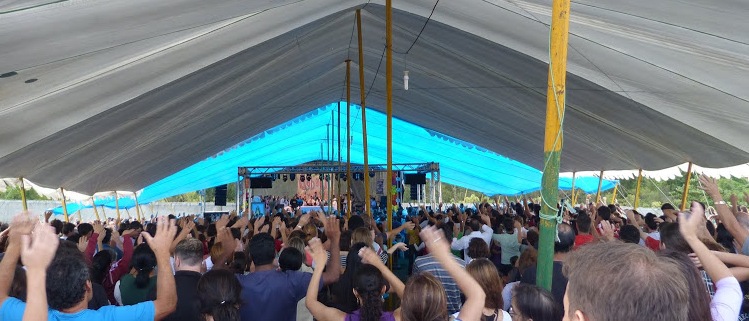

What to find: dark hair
left=101, top=228, right=113, bottom=245
left=130, top=221, right=144, bottom=231
left=175, top=238, right=205, bottom=266
left=340, top=230, right=352, bottom=251
left=661, top=203, right=676, bottom=211
left=348, top=215, right=366, bottom=231
left=130, top=244, right=156, bottom=288
left=198, top=269, right=242, bottom=321
left=597, top=206, right=611, bottom=221
left=440, top=223, right=454, bottom=241
left=50, top=219, right=64, bottom=235
left=230, top=251, right=250, bottom=274
left=619, top=225, right=641, bottom=244
left=705, top=220, right=716, bottom=238
left=657, top=249, right=712, bottom=321
left=554, top=223, right=575, bottom=253
left=248, top=233, right=275, bottom=266
left=329, top=243, right=368, bottom=312
left=467, top=238, right=490, bottom=260
left=716, top=224, right=736, bottom=253
left=47, top=242, right=90, bottom=310
left=660, top=222, right=691, bottom=253
left=526, top=230, right=539, bottom=249
left=62, top=222, right=76, bottom=236
left=91, top=249, right=116, bottom=284
left=469, top=216, right=482, bottom=232
left=502, top=218, right=515, bottom=234
left=77, top=223, right=93, bottom=237
left=576, top=213, right=591, bottom=234
left=279, top=247, right=304, bottom=272
left=512, top=283, right=562, bottom=321
left=145, top=223, right=157, bottom=238
left=354, top=264, right=387, bottom=321
left=644, top=213, right=659, bottom=231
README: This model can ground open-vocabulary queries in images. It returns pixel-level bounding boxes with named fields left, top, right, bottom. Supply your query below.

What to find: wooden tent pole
left=537, top=0, right=571, bottom=292
left=634, top=169, right=643, bottom=209
left=357, top=9, right=372, bottom=216
left=61, top=188, right=69, bottom=223
left=595, top=171, right=604, bottom=205
left=92, top=197, right=101, bottom=221
left=346, top=59, right=352, bottom=217
left=385, top=0, right=394, bottom=241
left=114, top=191, right=121, bottom=221
left=569, top=172, right=576, bottom=205
left=681, top=162, right=694, bottom=211
left=610, top=183, right=618, bottom=205
left=19, top=177, right=28, bottom=211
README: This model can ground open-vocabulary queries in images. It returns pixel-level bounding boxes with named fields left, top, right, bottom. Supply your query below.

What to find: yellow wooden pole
left=114, top=191, right=121, bottom=221
left=680, top=162, right=694, bottom=211
left=91, top=197, right=101, bottom=221
left=338, top=102, right=342, bottom=214
left=19, top=177, right=28, bottom=211
left=60, top=188, right=69, bottom=223
left=595, top=170, right=604, bottom=205
left=135, top=194, right=142, bottom=221
left=537, top=0, right=571, bottom=292
left=385, top=0, right=394, bottom=238
left=610, top=183, right=618, bottom=205
left=634, top=169, right=643, bottom=209
left=357, top=9, right=372, bottom=216
left=345, top=59, right=352, bottom=217
left=569, top=172, right=576, bottom=205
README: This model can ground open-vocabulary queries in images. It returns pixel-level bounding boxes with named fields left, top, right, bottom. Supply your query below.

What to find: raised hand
left=93, top=221, right=105, bottom=235
left=358, top=246, right=384, bottom=267
left=253, top=215, right=267, bottom=233
left=698, top=175, right=721, bottom=199
left=21, top=224, right=59, bottom=272
left=324, top=216, right=340, bottom=241
left=420, top=226, right=451, bottom=258
left=308, top=237, right=328, bottom=267
left=600, top=220, right=615, bottom=241
left=392, top=242, right=408, bottom=252
left=141, top=217, right=178, bottom=258
left=9, top=212, right=37, bottom=244
left=77, top=235, right=89, bottom=252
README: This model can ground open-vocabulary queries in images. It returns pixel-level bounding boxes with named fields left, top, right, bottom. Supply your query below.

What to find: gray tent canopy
left=0, top=0, right=748, bottom=195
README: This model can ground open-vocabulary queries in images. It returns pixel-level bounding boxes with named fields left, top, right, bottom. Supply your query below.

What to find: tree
left=0, top=186, right=50, bottom=200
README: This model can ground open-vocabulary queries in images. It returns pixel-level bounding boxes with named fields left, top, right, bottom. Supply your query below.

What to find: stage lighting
left=306, top=174, right=312, bottom=181
left=369, top=172, right=375, bottom=178
left=282, top=174, right=288, bottom=182
left=300, top=174, right=306, bottom=182
left=289, top=173, right=296, bottom=181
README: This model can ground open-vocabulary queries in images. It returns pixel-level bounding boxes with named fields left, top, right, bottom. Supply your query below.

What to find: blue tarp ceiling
left=138, top=103, right=616, bottom=203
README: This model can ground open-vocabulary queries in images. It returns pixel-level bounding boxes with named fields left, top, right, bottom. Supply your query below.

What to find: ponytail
left=359, top=291, right=383, bottom=321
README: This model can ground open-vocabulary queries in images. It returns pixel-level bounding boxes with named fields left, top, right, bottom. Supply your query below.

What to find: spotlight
left=289, top=173, right=296, bottom=181
left=369, top=172, right=375, bottom=178
left=306, top=174, right=312, bottom=181
left=283, top=174, right=288, bottom=182
left=300, top=175, right=306, bottom=182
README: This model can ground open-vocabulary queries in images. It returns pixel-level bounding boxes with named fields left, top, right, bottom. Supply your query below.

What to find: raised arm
left=142, top=217, right=178, bottom=321
left=625, top=210, right=649, bottom=241
left=387, top=221, right=415, bottom=241
left=320, top=216, right=341, bottom=285
left=420, top=226, right=485, bottom=321
left=0, top=213, right=36, bottom=306
left=700, top=175, right=749, bottom=248
left=21, top=224, right=59, bottom=321
left=360, top=247, right=405, bottom=298
left=305, top=238, right=346, bottom=321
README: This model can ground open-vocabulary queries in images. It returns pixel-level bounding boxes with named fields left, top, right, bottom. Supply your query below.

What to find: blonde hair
left=400, top=273, right=449, bottom=321
left=351, top=227, right=373, bottom=248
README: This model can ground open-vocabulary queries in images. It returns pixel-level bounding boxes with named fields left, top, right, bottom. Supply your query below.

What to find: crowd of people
left=0, top=174, right=747, bottom=321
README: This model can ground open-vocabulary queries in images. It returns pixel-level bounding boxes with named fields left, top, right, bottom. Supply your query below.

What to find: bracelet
left=715, top=200, right=726, bottom=205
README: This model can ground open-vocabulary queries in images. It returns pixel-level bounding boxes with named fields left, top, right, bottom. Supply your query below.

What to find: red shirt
left=645, top=236, right=660, bottom=251
left=574, top=234, right=595, bottom=249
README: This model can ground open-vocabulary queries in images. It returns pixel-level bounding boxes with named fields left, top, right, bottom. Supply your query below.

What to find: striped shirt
left=413, top=254, right=466, bottom=314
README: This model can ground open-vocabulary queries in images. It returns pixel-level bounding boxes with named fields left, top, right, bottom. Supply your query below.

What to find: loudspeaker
left=404, top=173, right=427, bottom=185
left=409, top=184, right=418, bottom=200
left=214, top=185, right=228, bottom=206
left=250, top=177, right=273, bottom=189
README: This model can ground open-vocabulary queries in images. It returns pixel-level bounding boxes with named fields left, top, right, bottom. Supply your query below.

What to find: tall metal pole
left=61, top=188, right=69, bottom=223
left=357, top=9, right=372, bottom=216
left=680, top=162, right=694, bottom=211
left=19, top=178, right=28, bottom=211
left=595, top=171, right=605, bottom=205
left=346, top=60, right=352, bottom=217
left=437, top=168, right=443, bottom=203
left=385, top=0, right=394, bottom=237
left=634, top=169, right=643, bottom=209
left=537, top=0, right=571, bottom=292
left=338, top=102, right=342, bottom=214
left=330, top=111, right=334, bottom=215
left=114, top=191, right=121, bottom=221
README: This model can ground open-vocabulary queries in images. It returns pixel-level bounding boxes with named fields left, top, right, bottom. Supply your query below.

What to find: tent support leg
left=61, top=188, right=69, bottom=223
left=135, top=194, right=142, bottom=222
left=357, top=9, right=372, bottom=217
left=595, top=171, right=604, bottom=205
left=634, top=169, right=643, bottom=209
left=385, top=0, right=394, bottom=248
left=114, top=191, right=121, bottom=222
left=610, top=183, right=618, bottom=205
left=346, top=59, right=352, bottom=217
left=438, top=167, right=443, bottom=204
left=338, top=102, right=342, bottom=214
left=537, top=0, right=571, bottom=292
left=681, top=162, right=694, bottom=211
left=19, top=177, right=27, bottom=211
left=92, top=197, right=100, bottom=221
left=570, top=171, right=576, bottom=205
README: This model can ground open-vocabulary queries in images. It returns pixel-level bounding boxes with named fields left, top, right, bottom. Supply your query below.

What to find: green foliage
left=162, top=183, right=237, bottom=203
left=602, top=174, right=749, bottom=208
left=0, top=186, right=50, bottom=200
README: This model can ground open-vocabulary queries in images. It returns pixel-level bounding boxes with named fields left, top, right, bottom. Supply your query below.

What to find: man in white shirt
left=450, top=213, right=492, bottom=261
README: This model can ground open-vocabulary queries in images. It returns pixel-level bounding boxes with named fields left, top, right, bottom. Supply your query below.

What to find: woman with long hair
left=509, top=284, right=562, bottom=321
left=198, top=269, right=242, bottom=321
left=465, top=259, right=510, bottom=321
left=305, top=226, right=485, bottom=321
left=115, top=243, right=157, bottom=305
left=657, top=249, right=712, bottom=321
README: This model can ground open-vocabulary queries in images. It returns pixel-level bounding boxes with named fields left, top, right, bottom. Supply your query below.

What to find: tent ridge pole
left=357, top=9, right=371, bottom=216
left=634, top=169, right=643, bottom=209
left=346, top=59, right=352, bottom=217
left=680, top=162, right=694, bottom=211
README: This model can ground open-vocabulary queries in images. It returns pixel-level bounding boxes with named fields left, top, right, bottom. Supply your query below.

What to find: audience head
left=526, top=230, right=539, bottom=249
left=563, top=241, right=688, bottom=321
left=466, top=258, right=503, bottom=310
left=351, top=227, right=374, bottom=248
left=131, top=244, right=156, bottom=288
left=618, top=225, right=641, bottom=244
left=644, top=213, right=659, bottom=231
left=197, top=269, right=242, bottom=321
left=230, top=251, right=249, bottom=274
left=278, top=247, right=303, bottom=272
left=659, top=222, right=691, bottom=252
left=91, top=248, right=117, bottom=284
left=61, top=222, right=76, bottom=236
left=174, top=238, right=204, bottom=270
left=353, top=264, right=388, bottom=321
left=596, top=206, right=611, bottom=221
left=401, top=272, right=448, bottom=321
left=657, top=249, right=712, bottom=321
left=576, top=214, right=591, bottom=234
left=77, top=223, right=93, bottom=237
left=554, top=223, right=575, bottom=253
left=511, top=283, right=562, bottom=321
left=467, top=238, right=490, bottom=260
left=248, top=233, right=275, bottom=266
left=46, top=241, right=91, bottom=311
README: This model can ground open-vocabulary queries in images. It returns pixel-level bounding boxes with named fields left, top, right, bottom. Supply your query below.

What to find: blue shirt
left=238, top=270, right=321, bottom=321
left=0, top=297, right=154, bottom=321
